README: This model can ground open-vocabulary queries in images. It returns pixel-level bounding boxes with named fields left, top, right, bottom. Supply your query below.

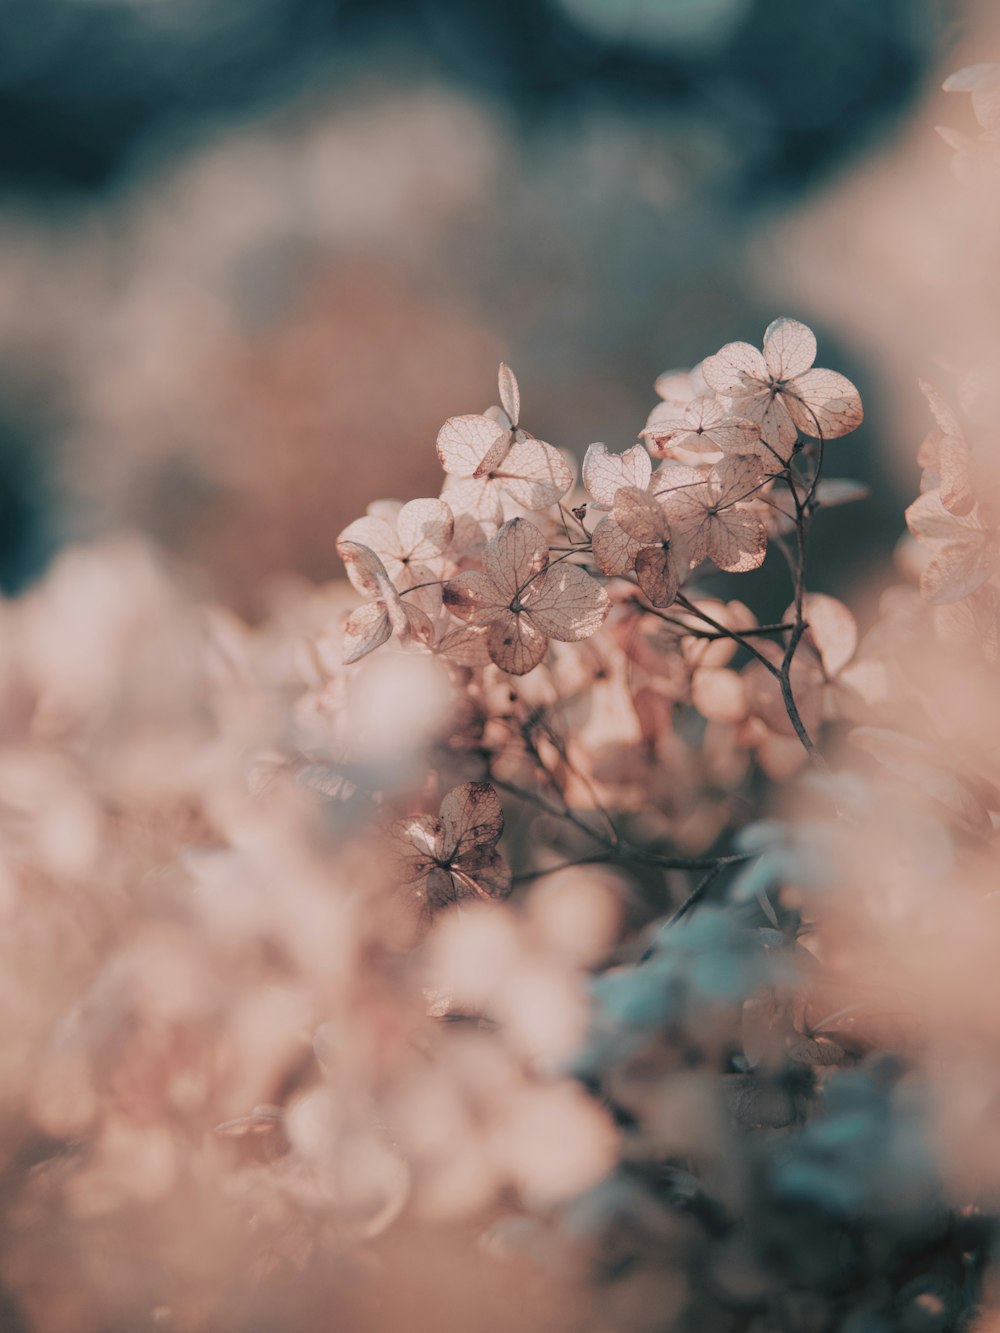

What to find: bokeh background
left=0, top=0, right=978, bottom=614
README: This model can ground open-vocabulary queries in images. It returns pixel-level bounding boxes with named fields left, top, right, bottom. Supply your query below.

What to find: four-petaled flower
left=443, top=517, right=610, bottom=675
left=702, top=318, right=863, bottom=459
left=337, top=498, right=454, bottom=592
left=390, top=782, right=510, bottom=911
left=436, top=364, right=573, bottom=527
left=658, top=455, right=770, bottom=573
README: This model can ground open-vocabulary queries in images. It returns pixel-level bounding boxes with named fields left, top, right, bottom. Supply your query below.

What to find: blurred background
left=0, top=0, right=977, bottom=613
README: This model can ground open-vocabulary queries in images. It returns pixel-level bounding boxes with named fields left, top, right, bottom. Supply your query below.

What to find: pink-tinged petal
left=396, top=498, right=454, bottom=561
left=659, top=484, right=713, bottom=564
left=634, top=538, right=687, bottom=608
left=441, top=474, right=505, bottom=535
left=591, top=514, right=644, bottom=576
left=691, top=666, right=748, bottom=724
left=612, top=486, right=670, bottom=544
left=337, top=540, right=392, bottom=598
left=498, top=363, right=521, bottom=426
left=496, top=436, right=574, bottom=510
left=794, top=593, right=857, bottom=677
left=919, top=382, right=974, bottom=517
left=921, top=540, right=994, bottom=605
left=715, top=453, right=771, bottom=505
left=653, top=367, right=702, bottom=405
left=461, top=850, right=512, bottom=899
left=757, top=394, right=799, bottom=456
left=650, top=461, right=711, bottom=497
left=582, top=442, right=652, bottom=508
left=337, top=515, right=401, bottom=567
left=342, top=601, right=392, bottom=664
left=389, top=814, right=445, bottom=877
left=701, top=341, right=768, bottom=396
left=763, top=318, right=816, bottom=380
left=704, top=415, right=763, bottom=455
left=487, top=611, right=548, bottom=675
left=705, top=508, right=767, bottom=573
left=436, top=413, right=511, bottom=477
left=782, top=369, right=863, bottom=440
left=525, top=563, right=610, bottom=642
left=399, top=600, right=436, bottom=648
left=906, top=488, right=981, bottom=542
left=442, top=569, right=506, bottom=624
left=436, top=622, right=492, bottom=666
left=482, top=517, right=549, bottom=601
left=440, top=782, right=504, bottom=861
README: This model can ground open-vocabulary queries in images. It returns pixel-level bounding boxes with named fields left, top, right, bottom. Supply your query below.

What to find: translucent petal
left=782, top=369, right=863, bottom=440
left=525, top=563, right=610, bottom=642
left=496, top=437, right=574, bottom=510
left=763, top=318, right=816, bottom=380
left=440, top=782, right=504, bottom=861
left=436, top=414, right=511, bottom=477
left=342, top=601, right=392, bottom=664
left=482, top=518, right=549, bottom=602
left=487, top=611, right=548, bottom=675
left=498, top=363, right=521, bottom=426
left=591, top=514, right=644, bottom=576
left=582, top=442, right=652, bottom=508
left=613, top=486, right=670, bottom=544
left=396, top=498, right=454, bottom=560
left=337, top=540, right=392, bottom=598
left=701, top=341, right=768, bottom=396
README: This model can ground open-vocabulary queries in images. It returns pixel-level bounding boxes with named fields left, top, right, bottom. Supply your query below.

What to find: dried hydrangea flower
left=443, top=517, right=610, bottom=675
left=702, top=318, right=863, bottom=458
left=390, top=782, right=510, bottom=910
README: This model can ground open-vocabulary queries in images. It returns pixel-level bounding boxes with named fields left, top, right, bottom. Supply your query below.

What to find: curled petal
left=905, top=488, right=978, bottom=542
left=498, top=363, right=521, bottom=426
left=342, top=601, right=392, bottom=664
left=337, top=540, right=391, bottom=598
left=437, top=414, right=511, bottom=477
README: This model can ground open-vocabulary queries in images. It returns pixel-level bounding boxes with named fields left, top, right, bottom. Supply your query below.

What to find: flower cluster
left=11, top=59, right=1000, bottom=1333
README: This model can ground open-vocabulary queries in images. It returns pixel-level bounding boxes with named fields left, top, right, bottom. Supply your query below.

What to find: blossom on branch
left=443, top=517, right=610, bottom=674
left=702, top=318, right=863, bottom=458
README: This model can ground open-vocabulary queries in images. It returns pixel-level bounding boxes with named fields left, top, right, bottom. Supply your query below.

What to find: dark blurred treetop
left=0, top=0, right=938, bottom=200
